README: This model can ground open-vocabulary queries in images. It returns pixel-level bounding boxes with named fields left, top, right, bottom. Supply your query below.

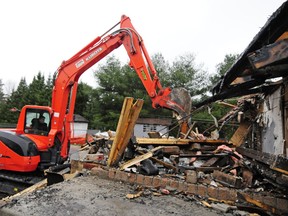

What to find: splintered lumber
left=184, top=122, right=196, bottom=139
left=137, top=150, right=177, bottom=171
left=230, top=121, right=251, bottom=147
left=237, top=192, right=276, bottom=214
left=120, top=146, right=163, bottom=170
left=108, top=97, right=144, bottom=166
left=136, top=138, right=228, bottom=145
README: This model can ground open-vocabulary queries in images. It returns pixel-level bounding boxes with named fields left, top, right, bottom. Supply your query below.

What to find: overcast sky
left=0, top=0, right=286, bottom=92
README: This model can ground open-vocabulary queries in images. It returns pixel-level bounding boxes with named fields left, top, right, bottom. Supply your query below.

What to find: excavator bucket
left=46, top=164, right=71, bottom=186
left=167, top=87, right=192, bottom=121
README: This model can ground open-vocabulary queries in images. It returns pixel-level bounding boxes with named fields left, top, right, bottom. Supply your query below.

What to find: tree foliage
left=75, top=82, right=93, bottom=117
left=0, top=52, right=218, bottom=132
left=167, top=53, right=210, bottom=97
left=0, top=79, right=4, bottom=103
left=89, top=53, right=209, bottom=130
left=90, top=56, right=171, bottom=130
left=210, top=53, right=239, bottom=85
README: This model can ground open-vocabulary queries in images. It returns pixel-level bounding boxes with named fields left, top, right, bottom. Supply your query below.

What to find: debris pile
left=74, top=97, right=287, bottom=215
left=78, top=132, right=287, bottom=215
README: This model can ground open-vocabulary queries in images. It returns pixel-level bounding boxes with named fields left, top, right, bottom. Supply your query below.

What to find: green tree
left=0, top=79, right=6, bottom=123
left=151, top=53, right=170, bottom=87
left=91, top=55, right=172, bottom=130
left=45, top=74, right=54, bottom=105
left=27, top=72, right=49, bottom=105
left=0, top=79, right=4, bottom=103
left=3, top=78, right=29, bottom=123
left=74, top=82, right=93, bottom=117
left=210, top=53, right=239, bottom=85
left=167, top=53, right=210, bottom=97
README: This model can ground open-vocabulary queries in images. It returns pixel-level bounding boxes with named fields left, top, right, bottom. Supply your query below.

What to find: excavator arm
left=51, top=15, right=191, bottom=159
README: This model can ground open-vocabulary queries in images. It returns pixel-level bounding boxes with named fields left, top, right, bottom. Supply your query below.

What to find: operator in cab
left=38, top=115, right=48, bottom=131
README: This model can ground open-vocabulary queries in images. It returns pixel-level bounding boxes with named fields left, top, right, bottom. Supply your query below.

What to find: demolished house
left=195, top=0, right=288, bottom=189
left=84, top=2, right=288, bottom=215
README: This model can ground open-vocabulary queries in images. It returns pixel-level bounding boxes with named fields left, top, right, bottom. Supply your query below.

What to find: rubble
left=65, top=95, right=287, bottom=215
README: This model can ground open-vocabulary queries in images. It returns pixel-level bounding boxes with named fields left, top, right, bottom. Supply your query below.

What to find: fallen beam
left=136, top=138, right=229, bottom=145
left=120, top=146, right=163, bottom=170
left=108, top=97, right=143, bottom=166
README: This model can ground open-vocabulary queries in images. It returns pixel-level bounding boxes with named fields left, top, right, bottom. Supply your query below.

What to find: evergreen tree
left=0, top=79, right=6, bottom=123
left=151, top=53, right=170, bottom=87
left=210, top=53, right=239, bottom=85
left=45, top=74, right=54, bottom=105
left=74, top=82, right=93, bottom=117
left=3, top=78, right=29, bottom=123
left=91, top=53, right=207, bottom=130
left=27, top=72, right=49, bottom=105
left=167, top=53, right=210, bottom=97
left=92, top=55, right=172, bottom=130
left=0, top=79, right=4, bottom=102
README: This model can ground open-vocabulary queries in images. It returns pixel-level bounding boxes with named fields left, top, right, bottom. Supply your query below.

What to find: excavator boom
left=52, top=15, right=192, bottom=159
left=0, top=15, right=191, bottom=173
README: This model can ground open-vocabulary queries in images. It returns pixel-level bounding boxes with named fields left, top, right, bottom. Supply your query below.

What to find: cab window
left=24, top=109, right=50, bottom=136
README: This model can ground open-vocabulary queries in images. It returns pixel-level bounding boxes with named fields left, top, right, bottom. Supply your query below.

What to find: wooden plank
left=120, top=146, right=163, bottom=170
left=248, top=39, right=288, bottom=69
left=2, top=178, right=47, bottom=204
left=201, top=157, right=220, bottom=167
left=230, top=121, right=251, bottom=147
left=116, top=99, right=144, bottom=163
left=136, top=138, right=228, bottom=145
left=236, top=147, right=275, bottom=166
left=108, top=97, right=134, bottom=166
left=271, top=154, right=288, bottom=174
left=184, top=122, right=196, bottom=139
left=237, top=193, right=276, bottom=214
left=108, top=98, right=143, bottom=166
left=138, top=150, right=177, bottom=171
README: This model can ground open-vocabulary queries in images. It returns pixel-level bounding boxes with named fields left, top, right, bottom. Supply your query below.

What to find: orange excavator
left=0, top=15, right=191, bottom=173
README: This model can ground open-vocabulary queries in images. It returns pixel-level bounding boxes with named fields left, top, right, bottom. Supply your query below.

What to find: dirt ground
left=0, top=174, right=227, bottom=216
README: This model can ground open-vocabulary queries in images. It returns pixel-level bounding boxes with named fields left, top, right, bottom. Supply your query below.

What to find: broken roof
left=195, top=1, right=288, bottom=108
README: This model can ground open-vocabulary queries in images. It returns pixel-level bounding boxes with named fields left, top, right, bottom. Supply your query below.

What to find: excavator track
left=0, top=170, right=45, bottom=198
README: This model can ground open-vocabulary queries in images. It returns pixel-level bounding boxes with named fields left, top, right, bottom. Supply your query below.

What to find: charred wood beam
left=236, top=147, right=288, bottom=175
left=136, top=137, right=228, bottom=145
left=237, top=64, right=288, bottom=80
left=248, top=39, right=288, bottom=69
left=179, top=153, right=229, bottom=158
left=194, top=80, right=270, bottom=108
left=252, top=64, right=288, bottom=79
left=236, top=149, right=288, bottom=190
left=212, top=1, right=288, bottom=95
left=251, top=160, right=288, bottom=190
left=236, top=147, right=275, bottom=166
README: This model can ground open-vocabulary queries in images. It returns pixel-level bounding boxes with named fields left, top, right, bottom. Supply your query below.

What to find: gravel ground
left=0, top=175, right=227, bottom=216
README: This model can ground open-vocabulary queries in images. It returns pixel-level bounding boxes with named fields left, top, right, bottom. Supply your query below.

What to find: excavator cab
left=24, top=109, right=50, bottom=136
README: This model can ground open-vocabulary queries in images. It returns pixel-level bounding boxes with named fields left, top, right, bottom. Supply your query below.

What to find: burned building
left=195, top=1, right=288, bottom=189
